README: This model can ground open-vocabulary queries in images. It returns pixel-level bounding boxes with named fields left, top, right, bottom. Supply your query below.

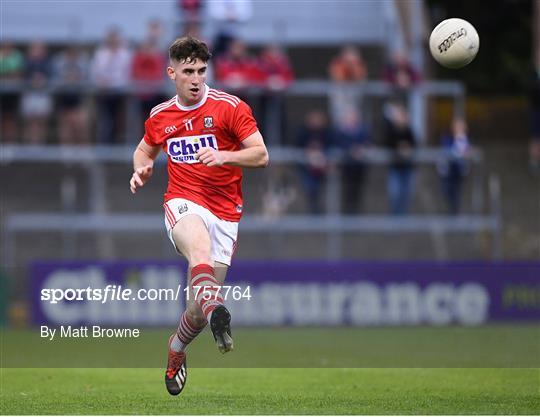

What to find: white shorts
left=164, top=198, right=239, bottom=266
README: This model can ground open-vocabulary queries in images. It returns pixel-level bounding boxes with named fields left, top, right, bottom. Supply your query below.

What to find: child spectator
left=437, top=118, right=472, bottom=214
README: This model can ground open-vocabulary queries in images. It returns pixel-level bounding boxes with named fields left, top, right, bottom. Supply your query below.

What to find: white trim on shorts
left=163, top=198, right=239, bottom=266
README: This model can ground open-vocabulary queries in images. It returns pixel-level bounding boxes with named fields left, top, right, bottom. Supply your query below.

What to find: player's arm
left=197, top=130, right=269, bottom=168
left=130, top=139, right=161, bottom=194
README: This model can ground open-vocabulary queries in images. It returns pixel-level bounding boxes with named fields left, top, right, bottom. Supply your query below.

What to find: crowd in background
left=0, top=16, right=476, bottom=216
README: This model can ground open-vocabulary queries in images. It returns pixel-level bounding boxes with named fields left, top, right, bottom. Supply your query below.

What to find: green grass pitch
left=2, top=368, right=539, bottom=414
left=1, top=326, right=539, bottom=414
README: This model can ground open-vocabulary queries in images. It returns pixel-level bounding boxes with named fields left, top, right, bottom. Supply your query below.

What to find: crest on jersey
left=204, top=116, right=214, bottom=128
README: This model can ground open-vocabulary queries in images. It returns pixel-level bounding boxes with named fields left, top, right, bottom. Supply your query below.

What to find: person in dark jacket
left=296, top=110, right=332, bottom=214
left=383, top=103, right=416, bottom=215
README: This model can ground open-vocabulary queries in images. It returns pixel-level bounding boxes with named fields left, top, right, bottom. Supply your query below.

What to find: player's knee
left=188, top=248, right=212, bottom=266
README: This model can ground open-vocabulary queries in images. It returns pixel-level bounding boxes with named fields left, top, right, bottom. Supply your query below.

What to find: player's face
left=167, top=58, right=207, bottom=106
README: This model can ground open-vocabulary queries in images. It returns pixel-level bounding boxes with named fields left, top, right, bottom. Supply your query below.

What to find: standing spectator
left=20, top=41, right=52, bottom=144
left=332, top=110, right=371, bottom=214
left=214, top=38, right=261, bottom=91
left=52, top=45, right=90, bottom=144
left=258, top=44, right=294, bottom=145
left=0, top=42, right=24, bottom=143
left=437, top=119, right=472, bottom=214
left=530, top=47, right=540, bottom=172
left=296, top=110, right=332, bottom=214
left=328, top=45, right=368, bottom=125
left=131, top=37, right=167, bottom=121
left=91, top=28, right=132, bottom=143
left=384, top=103, right=416, bottom=215
left=179, top=0, right=203, bottom=28
left=208, top=0, right=253, bottom=58
left=382, top=50, right=421, bottom=91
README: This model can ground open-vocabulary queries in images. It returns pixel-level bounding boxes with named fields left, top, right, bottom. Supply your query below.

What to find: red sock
left=190, top=264, right=224, bottom=322
left=176, top=311, right=205, bottom=346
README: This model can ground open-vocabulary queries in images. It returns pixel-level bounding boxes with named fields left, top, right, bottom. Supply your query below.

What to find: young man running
left=129, top=36, right=268, bottom=395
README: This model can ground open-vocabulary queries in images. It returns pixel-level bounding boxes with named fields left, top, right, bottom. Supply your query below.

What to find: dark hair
left=169, top=36, right=212, bottom=64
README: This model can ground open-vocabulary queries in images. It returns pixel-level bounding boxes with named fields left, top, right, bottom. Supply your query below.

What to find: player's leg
left=173, top=260, right=229, bottom=354
left=171, top=214, right=226, bottom=323
left=165, top=210, right=219, bottom=395
left=207, top=216, right=237, bottom=354
left=207, top=261, right=234, bottom=353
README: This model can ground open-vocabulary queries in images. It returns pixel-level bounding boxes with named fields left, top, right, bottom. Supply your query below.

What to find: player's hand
left=130, top=165, right=153, bottom=194
left=196, top=148, right=227, bottom=167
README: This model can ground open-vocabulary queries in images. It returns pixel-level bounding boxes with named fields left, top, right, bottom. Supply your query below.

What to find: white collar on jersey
left=175, top=84, right=209, bottom=111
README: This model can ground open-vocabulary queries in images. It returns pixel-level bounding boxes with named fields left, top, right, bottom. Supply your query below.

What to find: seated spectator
left=258, top=44, right=294, bottom=145
left=296, top=110, right=332, bottom=214
left=21, top=41, right=52, bottom=144
left=383, top=103, right=416, bottom=215
left=0, top=42, right=24, bottom=143
left=332, top=110, right=371, bottom=214
left=52, top=45, right=90, bottom=145
left=91, top=28, right=132, bottom=143
left=328, top=45, right=367, bottom=126
left=437, top=118, right=472, bottom=215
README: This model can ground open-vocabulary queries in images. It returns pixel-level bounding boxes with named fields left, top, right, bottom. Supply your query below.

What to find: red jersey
left=143, top=85, right=258, bottom=221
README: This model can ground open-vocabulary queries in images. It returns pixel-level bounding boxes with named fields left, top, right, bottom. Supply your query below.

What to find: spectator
left=146, top=19, right=165, bottom=48
left=179, top=0, right=203, bottom=26
left=437, top=118, right=472, bottom=215
left=131, top=37, right=167, bottom=121
left=328, top=45, right=368, bottom=125
left=214, top=38, right=261, bottom=91
left=296, top=110, right=332, bottom=214
left=0, top=42, right=24, bottom=143
left=383, top=103, right=416, bottom=215
left=258, top=44, right=294, bottom=145
left=530, top=47, right=540, bottom=172
left=91, top=28, right=132, bottom=143
left=208, top=0, right=253, bottom=58
left=332, top=110, right=371, bottom=214
left=382, top=50, right=421, bottom=91
left=259, top=44, right=294, bottom=90
left=52, top=45, right=90, bottom=144
left=20, top=41, right=52, bottom=144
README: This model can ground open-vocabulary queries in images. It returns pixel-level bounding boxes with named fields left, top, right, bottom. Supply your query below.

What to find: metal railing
left=0, top=79, right=465, bottom=145
left=1, top=144, right=501, bottom=264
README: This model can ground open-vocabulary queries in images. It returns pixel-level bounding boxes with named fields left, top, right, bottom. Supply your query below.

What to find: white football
left=429, top=18, right=479, bottom=69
